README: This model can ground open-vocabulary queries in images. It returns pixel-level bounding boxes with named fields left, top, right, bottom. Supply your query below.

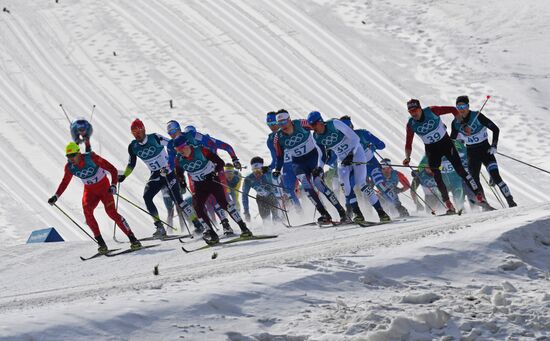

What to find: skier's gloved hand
left=403, top=157, right=411, bottom=166
left=159, top=167, right=169, bottom=177
left=311, top=167, right=323, bottom=177
left=488, top=144, right=497, bottom=155
left=272, top=170, right=281, bottom=178
left=244, top=211, right=251, bottom=222
left=118, top=174, right=126, bottom=183
left=47, top=195, right=58, bottom=206
left=232, top=158, right=242, bottom=170
left=261, top=166, right=270, bottom=174
left=108, top=185, right=117, bottom=195
left=341, top=152, right=354, bottom=166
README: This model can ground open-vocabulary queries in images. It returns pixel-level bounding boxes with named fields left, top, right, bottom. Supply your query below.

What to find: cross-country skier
left=70, top=118, right=93, bottom=153
left=173, top=135, right=252, bottom=244
left=273, top=110, right=347, bottom=224
left=118, top=119, right=205, bottom=238
left=378, top=158, right=411, bottom=207
left=307, top=111, right=391, bottom=223
left=242, top=157, right=281, bottom=224
left=266, top=111, right=301, bottom=209
left=450, top=95, right=517, bottom=207
left=166, top=121, right=242, bottom=234
left=224, top=163, right=242, bottom=211
left=403, top=98, right=492, bottom=214
left=339, top=115, right=409, bottom=217
left=48, top=142, right=141, bottom=253
left=410, top=164, right=443, bottom=213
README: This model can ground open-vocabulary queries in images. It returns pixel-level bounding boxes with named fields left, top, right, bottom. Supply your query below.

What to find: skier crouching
left=173, top=136, right=252, bottom=245
left=48, top=142, right=141, bottom=253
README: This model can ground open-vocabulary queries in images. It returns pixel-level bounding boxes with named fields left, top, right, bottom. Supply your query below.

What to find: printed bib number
left=144, top=151, right=168, bottom=171
left=420, top=121, right=446, bottom=144
left=289, top=137, right=315, bottom=157
left=465, top=128, right=488, bottom=145
left=440, top=161, right=454, bottom=174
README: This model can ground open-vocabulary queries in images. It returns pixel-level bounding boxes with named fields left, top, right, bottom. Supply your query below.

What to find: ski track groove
left=1, top=204, right=543, bottom=313
left=134, top=0, right=277, bottom=112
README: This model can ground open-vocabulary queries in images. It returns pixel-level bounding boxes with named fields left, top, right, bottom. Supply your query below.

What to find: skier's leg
left=283, top=163, right=301, bottom=208
left=143, top=174, right=164, bottom=223
left=101, top=191, right=132, bottom=237
left=482, top=152, right=515, bottom=206
left=82, top=188, right=102, bottom=237
left=427, top=145, right=450, bottom=202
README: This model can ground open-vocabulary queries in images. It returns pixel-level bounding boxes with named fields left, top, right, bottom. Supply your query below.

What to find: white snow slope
left=0, top=0, right=549, bottom=340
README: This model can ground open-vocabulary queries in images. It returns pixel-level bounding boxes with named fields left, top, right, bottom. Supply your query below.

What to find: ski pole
left=212, top=179, right=288, bottom=213
left=112, top=182, right=123, bottom=243
left=53, top=203, right=97, bottom=243
left=59, top=104, right=72, bottom=125
left=163, top=175, right=192, bottom=235
left=352, top=161, right=442, bottom=171
left=480, top=172, right=505, bottom=208
left=89, top=104, right=96, bottom=123
left=276, top=176, right=293, bottom=228
left=116, top=193, right=178, bottom=231
left=496, top=152, right=550, bottom=175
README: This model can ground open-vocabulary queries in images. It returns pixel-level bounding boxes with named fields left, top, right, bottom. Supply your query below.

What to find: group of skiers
left=47, top=94, right=517, bottom=253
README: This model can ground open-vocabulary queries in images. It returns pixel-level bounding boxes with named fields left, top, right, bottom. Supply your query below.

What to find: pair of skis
left=180, top=234, right=278, bottom=253
left=80, top=233, right=192, bottom=261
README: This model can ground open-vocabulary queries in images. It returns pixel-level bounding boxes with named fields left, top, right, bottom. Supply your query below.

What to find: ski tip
left=181, top=246, right=191, bottom=253
left=430, top=211, right=436, bottom=215
left=79, top=256, right=87, bottom=261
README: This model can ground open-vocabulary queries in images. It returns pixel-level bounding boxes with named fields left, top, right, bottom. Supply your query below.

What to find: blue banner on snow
left=27, top=227, right=64, bottom=243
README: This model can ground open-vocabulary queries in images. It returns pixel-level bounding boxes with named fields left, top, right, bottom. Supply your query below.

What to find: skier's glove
left=244, top=211, right=251, bottom=222
left=108, top=185, right=117, bottom=195
left=403, top=157, right=411, bottom=166
left=272, top=170, right=281, bottom=178
left=261, top=166, right=270, bottom=174
left=159, top=167, right=169, bottom=177
left=488, top=144, right=497, bottom=155
left=311, top=167, right=323, bottom=177
left=341, top=152, right=354, bottom=166
left=47, top=195, right=58, bottom=206
left=232, top=158, right=242, bottom=170
left=118, top=174, right=126, bottom=183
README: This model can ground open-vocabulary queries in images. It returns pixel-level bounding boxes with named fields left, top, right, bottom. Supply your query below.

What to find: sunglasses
left=277, top=119, right=291, bottom=126
left=66, top=153, right=78, bottom=158
left=168, top=128, right=180, bottom=136
left=266, top=121, right=278, bottom=127
left=456, top=104, right=469, bottom=110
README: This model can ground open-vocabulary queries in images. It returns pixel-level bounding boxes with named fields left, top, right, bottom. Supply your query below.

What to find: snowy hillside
left=0, top=0, right=549, bottom=340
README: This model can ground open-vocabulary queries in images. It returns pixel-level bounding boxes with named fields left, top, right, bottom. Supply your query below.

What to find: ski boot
left=475, top=193, right=495, bottom=211
left=128, top=233, right=142, bottom=250
left=506, top=196, right=517, bottom=208
left=96, top=235, right=108, bottom=254
left=396, top=204, right=410, bottom=218
left=221, top=219, right=235, bottom=236
left=202, top=228, right=220, bottom=245
left=152, top=221, right=167, bottom=239
left=376, top=208, right=391, bottom=223
left=444, top=200, right=456, bottom=215
left=338, top=206, right=352, bottom=224
left=237, top=221, right=253, bottom=238
left=192, top=219, right=204, bottom=234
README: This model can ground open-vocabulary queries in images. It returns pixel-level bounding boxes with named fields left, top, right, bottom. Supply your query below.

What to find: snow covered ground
left=0, top=0, right=549, bottom=340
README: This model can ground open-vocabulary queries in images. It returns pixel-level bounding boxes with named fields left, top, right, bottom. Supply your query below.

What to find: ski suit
left=55, top=152, right=132, bottom=238
left=242, top=170, right=280, bottom=222
left=268, top=131, right=300, bottom=207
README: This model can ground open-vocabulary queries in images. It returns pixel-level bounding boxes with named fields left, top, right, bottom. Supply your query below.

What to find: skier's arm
left=154, top=133, right=171, bottom=147
left=174, top=156, right=186, bottom=185
left=450, top=120, right=459, bottom=140
left=91, top=153, right=119, bottom=185
left=477, top=113, right=500, bottom=146
left=404, top=123, right=414, bottom=159
left=54, top=164, right=73, bottom=197
left=167, top=140, right=177, bottom=170
left=334, top=120, right=360, bottom=150
left=267, top=136, right=277, bottom=170
left=299, top=119, right=313, bottom=130
left=122, top=144, right=137, bottom=178
left=430, top=106, right=460, bottom=119
left=273, top=134, right=284, bottom=172
left=361, top=129, right=385, bottom=151
left=204, top=148, right=225, bottom=173
left=396, top=171, right=411, bottom=192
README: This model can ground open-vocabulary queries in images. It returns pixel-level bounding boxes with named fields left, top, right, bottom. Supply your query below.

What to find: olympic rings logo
left=137, top=146, right=157, bottom=159
left=284, top=133, right=304, bottom=147
left=320, top=133, right=340, bottom=146
left=417, top=120, right=436, bottom=134
left=75, top=167, right=96, bottom=178
left=184, top=160, right=204, bottom=171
